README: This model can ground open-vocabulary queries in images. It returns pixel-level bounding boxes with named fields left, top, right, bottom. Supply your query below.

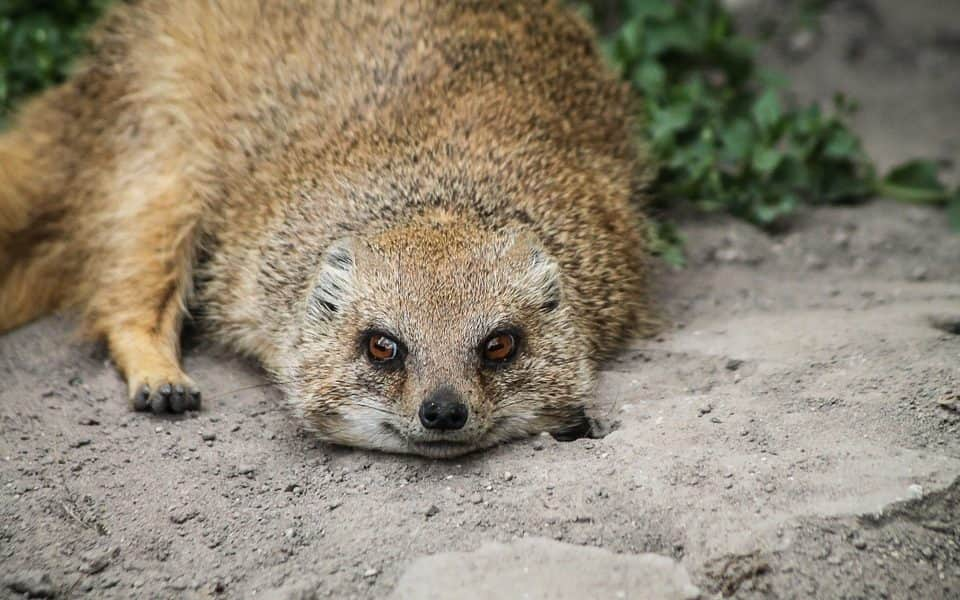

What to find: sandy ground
left=1, top=0, right=959, bottom=598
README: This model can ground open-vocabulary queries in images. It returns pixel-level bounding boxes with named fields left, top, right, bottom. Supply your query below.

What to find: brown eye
left=367, top=334, right=399, bottom=363
left=482, top=331, right=519, bottom=364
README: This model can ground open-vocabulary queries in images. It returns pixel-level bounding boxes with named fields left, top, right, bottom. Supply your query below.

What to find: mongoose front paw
left=131, top=380, right=202, bottom=414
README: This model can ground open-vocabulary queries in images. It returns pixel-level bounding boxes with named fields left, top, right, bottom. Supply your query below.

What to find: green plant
left=0, top=0, right=111, bottom=120
left=591, top=0, right=959, bottom=263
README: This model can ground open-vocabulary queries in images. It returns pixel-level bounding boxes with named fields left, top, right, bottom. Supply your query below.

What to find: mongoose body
left=0, top=0, right=652, bottom=456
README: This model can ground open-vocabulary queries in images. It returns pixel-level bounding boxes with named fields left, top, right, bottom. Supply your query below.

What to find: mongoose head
left=289, top=213, right=595, bottom=458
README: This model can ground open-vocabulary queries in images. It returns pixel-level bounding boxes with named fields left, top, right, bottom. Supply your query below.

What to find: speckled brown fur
left=0, top=0, right=654, bottom=456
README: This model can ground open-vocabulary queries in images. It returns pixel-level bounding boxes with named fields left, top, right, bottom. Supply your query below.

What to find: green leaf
left=617, top=19, right=644, bottom=60
left=648, top=220, right=686, bottom=268
left=823, top=128, right=860, bottom=160
left=883, top=159, right=944, bottom=189
left=626, top=0, right=676, bottom=21
left=644, top=22, right=700, bottom=55
left=752, top=89, right=781, bottom=132
left=878, top=160, right=949, bottom=204
left=751, top=147, right=782, bottom=175
left=752, top=193, right=798, bottom=224
left=719, top=118, right=753, bottom=163
left=649, top=103, right=693, bottom=143
left=632, top=60, right=665, bottom=95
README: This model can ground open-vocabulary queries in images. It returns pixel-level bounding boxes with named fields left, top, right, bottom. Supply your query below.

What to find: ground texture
left=1, top=0, right=958, bottom=598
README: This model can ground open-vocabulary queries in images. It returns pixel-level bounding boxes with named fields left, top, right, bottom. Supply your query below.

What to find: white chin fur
left=314, top=407, right=535, bottom=458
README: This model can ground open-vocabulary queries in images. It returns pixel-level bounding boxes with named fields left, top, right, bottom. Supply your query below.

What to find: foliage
left=0, top=0, right=112, bottom=118
left=590, top=0, right=959, bottom=263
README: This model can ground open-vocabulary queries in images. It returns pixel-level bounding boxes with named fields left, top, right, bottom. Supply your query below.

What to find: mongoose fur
left=0, top=0, right=654, bottom=457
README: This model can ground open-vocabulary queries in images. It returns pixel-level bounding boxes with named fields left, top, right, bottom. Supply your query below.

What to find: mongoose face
left=288, top=215, right=594, bottom=458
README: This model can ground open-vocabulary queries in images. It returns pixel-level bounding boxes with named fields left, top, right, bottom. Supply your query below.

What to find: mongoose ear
left=307, top=237, right=355, bottom=323
left=524, top=244, right=562, bottom=313
left=528, top=246, right=561, bottom=312
left=504, top=229, right=562, bottom=313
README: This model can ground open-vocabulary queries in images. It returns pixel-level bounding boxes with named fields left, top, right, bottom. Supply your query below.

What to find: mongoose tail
left=0, top=110, right=66, bottom=332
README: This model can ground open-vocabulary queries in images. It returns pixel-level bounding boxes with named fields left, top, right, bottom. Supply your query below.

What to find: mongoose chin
left=0, top=0, right=654, bottom=457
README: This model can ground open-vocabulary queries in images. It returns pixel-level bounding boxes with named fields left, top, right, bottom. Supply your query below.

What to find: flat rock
left=390, top=538, right=700, bottom=600
left=259, top=578, right=322, bottom=600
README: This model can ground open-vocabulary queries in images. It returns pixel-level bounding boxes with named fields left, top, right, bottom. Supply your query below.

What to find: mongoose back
left=0, top=0, right=653, bottom=457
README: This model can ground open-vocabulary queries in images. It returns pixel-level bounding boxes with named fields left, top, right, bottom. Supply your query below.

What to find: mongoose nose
left=419, top=386, right=469, bottom=431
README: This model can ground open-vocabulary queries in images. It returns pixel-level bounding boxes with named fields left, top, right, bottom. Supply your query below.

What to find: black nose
left=419, top=386, right=469, bottom=431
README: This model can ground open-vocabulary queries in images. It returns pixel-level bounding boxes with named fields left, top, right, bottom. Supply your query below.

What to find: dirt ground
left=1, top=0, right=958, bottom=598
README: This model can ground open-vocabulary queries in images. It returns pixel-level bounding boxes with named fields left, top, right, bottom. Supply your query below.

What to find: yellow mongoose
left=0, top=0, right=653, bottom=456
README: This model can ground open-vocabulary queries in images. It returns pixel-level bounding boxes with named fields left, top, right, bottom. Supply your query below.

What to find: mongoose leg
left=105, top=295, right=201, bottom=414
left=92, top=188, right=202, bottom=414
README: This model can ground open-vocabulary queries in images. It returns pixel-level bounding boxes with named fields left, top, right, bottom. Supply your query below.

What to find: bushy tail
left=0, top=118, right=67, bottom=331
left=0, top=131, right=38, bottom=248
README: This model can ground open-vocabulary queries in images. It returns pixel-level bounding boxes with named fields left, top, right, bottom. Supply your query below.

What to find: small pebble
left=909, top=266, right=929, bottom=281
left=532, top=440, right=544, bottom=451
left=169, top=508, right=199, bottom=525
left=80, top=548, right=115, bottom=575
left=470, top=494, right=483, bottom=505
left=424, top=505, right=440, bottom=518
left=725, top=359, right=744, bottom=371
left=805, top=254, right=827, bottom=271
left=70, top=439, right=92, bottom=449
left=363, top=568, right=379, bottom=579
left=832, top=229, right=851, bottom=248
left=936, top=396, right=958, bottom=412
left=200, top=432, right=216, bottom=442
left=503, top=472, right=514, bottom=482
left=907, top=484, right=923, bottom=500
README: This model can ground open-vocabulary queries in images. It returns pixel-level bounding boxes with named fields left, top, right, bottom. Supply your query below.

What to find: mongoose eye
left=481, top=331, right=519, bottom=365
left=366, top=333, right=401, bottom=364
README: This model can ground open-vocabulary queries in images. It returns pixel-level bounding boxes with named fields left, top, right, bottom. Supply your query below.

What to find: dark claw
left=133, top=385, right=151, bottom=411
left=159, top=383, right=173, bottom=397
left=169, top=384, right=186, bottom=413
left=151, top=389, right=169, bottom=414
left=186, top=388, right=202, bottom=411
